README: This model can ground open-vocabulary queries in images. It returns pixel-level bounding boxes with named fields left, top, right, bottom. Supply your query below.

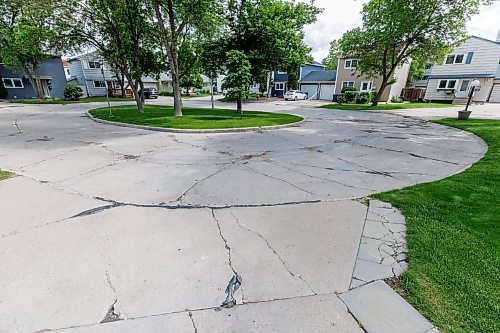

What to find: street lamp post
left=99, top=59, right=113, bottom=117
left=459, top=79, right=480, bottom=120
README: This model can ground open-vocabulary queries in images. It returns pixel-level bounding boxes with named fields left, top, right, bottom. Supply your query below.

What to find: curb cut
left=85, top=111, right=306, bottom=134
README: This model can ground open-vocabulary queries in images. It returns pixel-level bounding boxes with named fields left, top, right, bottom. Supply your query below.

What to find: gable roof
left=471, top=35, right=500, bottom=46
left=308, top=61, right=326, bottom=67
left=300, top=70, right=337, bottom=83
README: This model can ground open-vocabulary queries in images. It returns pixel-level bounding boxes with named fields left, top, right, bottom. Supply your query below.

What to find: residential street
left=0, top=99, right=488, bottom=332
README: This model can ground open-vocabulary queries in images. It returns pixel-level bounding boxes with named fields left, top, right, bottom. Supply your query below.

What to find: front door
left=455, top=79, right=470, bottom=99
left=41, top=80, right=51, bottom=98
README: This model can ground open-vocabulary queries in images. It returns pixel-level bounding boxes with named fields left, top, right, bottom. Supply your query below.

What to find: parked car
left=141, top=87, right=159, bottom=99
left=284, top=90, right=307, bottom=101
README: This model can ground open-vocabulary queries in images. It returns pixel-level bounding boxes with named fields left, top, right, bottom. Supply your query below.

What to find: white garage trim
left=488, top=83, right=500, bottom=103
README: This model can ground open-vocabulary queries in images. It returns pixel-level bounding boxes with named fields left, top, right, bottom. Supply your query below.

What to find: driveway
left=0, top=100, right=485, bottom=332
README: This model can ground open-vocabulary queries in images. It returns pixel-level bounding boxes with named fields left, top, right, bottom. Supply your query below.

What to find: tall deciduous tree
left=78, top=0, right=165, bottom=113
left=322, top=39, right=340, bottom=70
left=220, top=0, right=320, bottom=94
left=0, top=0, right=78, bottom=99
left=340, top=0, right=494, bottom=106
left=223, top=50, right=252, bottom=116
left=151, top=0, right=221, bottom=117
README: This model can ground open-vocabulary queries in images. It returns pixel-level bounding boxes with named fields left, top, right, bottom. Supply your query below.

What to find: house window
left=360, top=81, right=373, bottom=92
left=438, top=79, right=457, bottom=90
left=445, top=54, right=465, bottom=64
left=459, top=80, right=470, bottom=92
left=275, top=82, right=285, bottom=90
left=342, top=81, right=355, bottom=89
left=2, top=78, right=24, bottom=88
left=345, top=59, right=358, bottom=69
left=93, top=80, right=106, bottom=88
left=88, top=61, right=102, bottom=69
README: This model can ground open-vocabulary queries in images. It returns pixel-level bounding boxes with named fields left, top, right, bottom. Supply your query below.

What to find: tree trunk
left=210, top=78, right=215, bottom=110
left=139, top=78, right=145, bottom=105
left=371, top=67, right=397, bottom=107
left=126, top=73, right=144, bottom=113
left=24, top=65, right=44, bottom=100
left=266, top=71, right=271, bottom=98
left=237, top=97, right=242, bottom=118
left=152, top=0, right=183, bottom=117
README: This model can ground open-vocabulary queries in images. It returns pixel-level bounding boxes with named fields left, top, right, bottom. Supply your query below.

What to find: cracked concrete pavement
left=0, top=98, right=486, bottom=332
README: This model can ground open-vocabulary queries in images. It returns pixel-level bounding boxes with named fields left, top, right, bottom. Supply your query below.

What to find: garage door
left=320, top=84, right=336, bottom=101
left=489, top=84, right=500, bottom=103
left=300, top=84, right=319, bottom=100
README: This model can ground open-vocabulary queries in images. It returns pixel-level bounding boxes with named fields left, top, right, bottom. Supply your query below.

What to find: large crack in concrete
left=229, top=209, right=317, bottom=295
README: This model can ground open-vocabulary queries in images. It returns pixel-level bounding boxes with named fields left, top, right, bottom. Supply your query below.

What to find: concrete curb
left=341, top=199, right=440, bottom=333
left=85, top=111, right=306, bottom=134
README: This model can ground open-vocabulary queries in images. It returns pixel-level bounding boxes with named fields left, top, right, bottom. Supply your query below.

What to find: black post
left=464, top=86, right=475, bottom=112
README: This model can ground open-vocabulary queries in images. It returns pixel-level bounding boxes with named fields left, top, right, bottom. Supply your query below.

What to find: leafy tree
left=0, top=0, right=78, bottom=99
left=78, top=0, right=165, bottom=113
left=151, top=0, right=222, bottom=116
left=339, top=0, right=494, bottom=106
left=220, top=0, right=321, bottom=95
left=200, top=37, right=226, bottom=109
left=180, top=73, right=203, bottom=95
left=223, top=50, right=252, bottom=116
left=322, top=39, right=340, bottom=70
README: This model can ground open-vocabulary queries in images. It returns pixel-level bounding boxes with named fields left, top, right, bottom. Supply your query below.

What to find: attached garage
left=489, top=83, right=500, bottom=103
left=319, top=84, right=336, bottom=101
left=299, top=70, right=337, bottom=101
left=301, top=84, right=319, bottom=99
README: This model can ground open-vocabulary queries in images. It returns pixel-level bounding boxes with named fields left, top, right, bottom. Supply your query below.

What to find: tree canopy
left=223, top=50, right=252, bottom=115
left=0, top=0, right=78, bottom=99
left=340, top=0, right=494, bottom=106
left=322, top=40, right=340, bottom=70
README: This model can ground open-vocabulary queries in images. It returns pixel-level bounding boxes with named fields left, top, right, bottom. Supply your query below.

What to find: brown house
left=334, top=58, right=410, bottom=102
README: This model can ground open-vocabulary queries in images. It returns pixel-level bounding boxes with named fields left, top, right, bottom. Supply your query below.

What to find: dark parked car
left=142, top=87, right=159, bottom=99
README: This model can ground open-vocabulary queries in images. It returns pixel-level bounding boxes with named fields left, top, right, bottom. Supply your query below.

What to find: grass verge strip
left=373, top=119, right=499, bottom=333
left=321, top=102, right=453, bottom=111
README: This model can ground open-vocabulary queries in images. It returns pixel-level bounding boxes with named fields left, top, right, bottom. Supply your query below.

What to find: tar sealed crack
left=100, top=300, right=122, bottom=323
left=221, top=274, right=243, bottom=308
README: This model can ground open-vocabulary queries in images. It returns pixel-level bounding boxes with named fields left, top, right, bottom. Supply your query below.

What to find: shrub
left=391, top=96, right=404, bottom=103
left=337, top=95, right=347, bottom=104
left=341, top=86, right=357, bottom=93
left=356, top=92, right=375, bottom=104
left=159, top=91, right=174, bottom=96
left=63, top=83, right=83, bottom=101
left=343, top=90, right=357, bottom=103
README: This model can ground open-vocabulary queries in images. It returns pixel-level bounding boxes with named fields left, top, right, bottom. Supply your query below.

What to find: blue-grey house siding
left=0, top=57, right=67, bottom=99
left=299, top=62, right=326, bottom=80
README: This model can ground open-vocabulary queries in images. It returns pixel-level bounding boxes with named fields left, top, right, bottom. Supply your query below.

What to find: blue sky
left=304, top=0, right=500, bottom=62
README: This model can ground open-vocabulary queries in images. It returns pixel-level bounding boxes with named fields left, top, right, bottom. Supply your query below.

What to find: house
left=0, top=57, right=67, bottom=99
left=67, top=52, right=125, bottom=97
left=298, top=62, right=336, bottom=100
left=271, top=71, right=289, bottom=97
left=334, top=57, right=410, bottom=102
left=423, top=33, right=500, bottom=103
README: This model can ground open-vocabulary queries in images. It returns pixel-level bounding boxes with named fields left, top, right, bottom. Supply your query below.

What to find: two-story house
left=0, top=57, right=67, bottom=100
left=424, top=33, right=500, bottom=103
left=298, top=62, right=337, bottom=100
left=334, top=58, right=410, bottom=102
left=67, top=52, right=124, bottom=97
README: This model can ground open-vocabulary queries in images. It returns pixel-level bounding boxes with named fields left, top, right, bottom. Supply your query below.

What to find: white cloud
left=304, top=0, right=500, bottom=62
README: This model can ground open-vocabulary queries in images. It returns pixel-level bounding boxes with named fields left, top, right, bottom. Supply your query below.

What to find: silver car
left=284, top=90, right=308, bottom=101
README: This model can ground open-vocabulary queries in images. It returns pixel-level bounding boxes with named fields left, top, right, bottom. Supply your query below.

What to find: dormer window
left=445, top=54, right=465, bottom=64
left=345, top=59, right=358, bottom=69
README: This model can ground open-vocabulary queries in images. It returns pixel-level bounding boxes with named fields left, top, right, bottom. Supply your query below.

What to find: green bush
left=343, top=91, right=357, bottom=103
left=159, top=91, right=174, bottom=96
left=337, top=95, right=347, bottom=104
left=391, top=96, right=404, bottom=103
left=63, top=83, right=83, bottom=101
left=341, top=86, right=357, bottom=93
left=356, top=92, right=374, bottom=104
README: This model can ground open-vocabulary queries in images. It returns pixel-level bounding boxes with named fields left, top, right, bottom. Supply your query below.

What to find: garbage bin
left=332, top=94, right=342, bottom=103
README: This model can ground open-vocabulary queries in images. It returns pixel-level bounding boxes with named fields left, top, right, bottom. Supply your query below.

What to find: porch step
left=452, top=98, right=468, bottom=105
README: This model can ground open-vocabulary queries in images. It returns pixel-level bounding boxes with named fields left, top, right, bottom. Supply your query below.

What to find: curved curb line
left=85, top=111, right=305, bottom=134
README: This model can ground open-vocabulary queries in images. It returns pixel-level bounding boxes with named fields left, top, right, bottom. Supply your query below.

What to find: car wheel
left=294, top=96, right=298, bottom=101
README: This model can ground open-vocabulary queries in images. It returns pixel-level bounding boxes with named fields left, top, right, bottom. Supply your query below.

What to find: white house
left=424, top=33, right=500, bottom=103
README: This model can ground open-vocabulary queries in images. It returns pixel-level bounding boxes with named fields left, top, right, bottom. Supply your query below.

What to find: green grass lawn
left=182, top=93, right=212, bottom=99
left=11, top=97, right=133, bottom=104
left=0, top=170, right=13, bottom=181
left=89, top=105, right=303, bottom=130
left=321, top=102, right=453, bottom=111
left=374, top=119, right=500, bottom=333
